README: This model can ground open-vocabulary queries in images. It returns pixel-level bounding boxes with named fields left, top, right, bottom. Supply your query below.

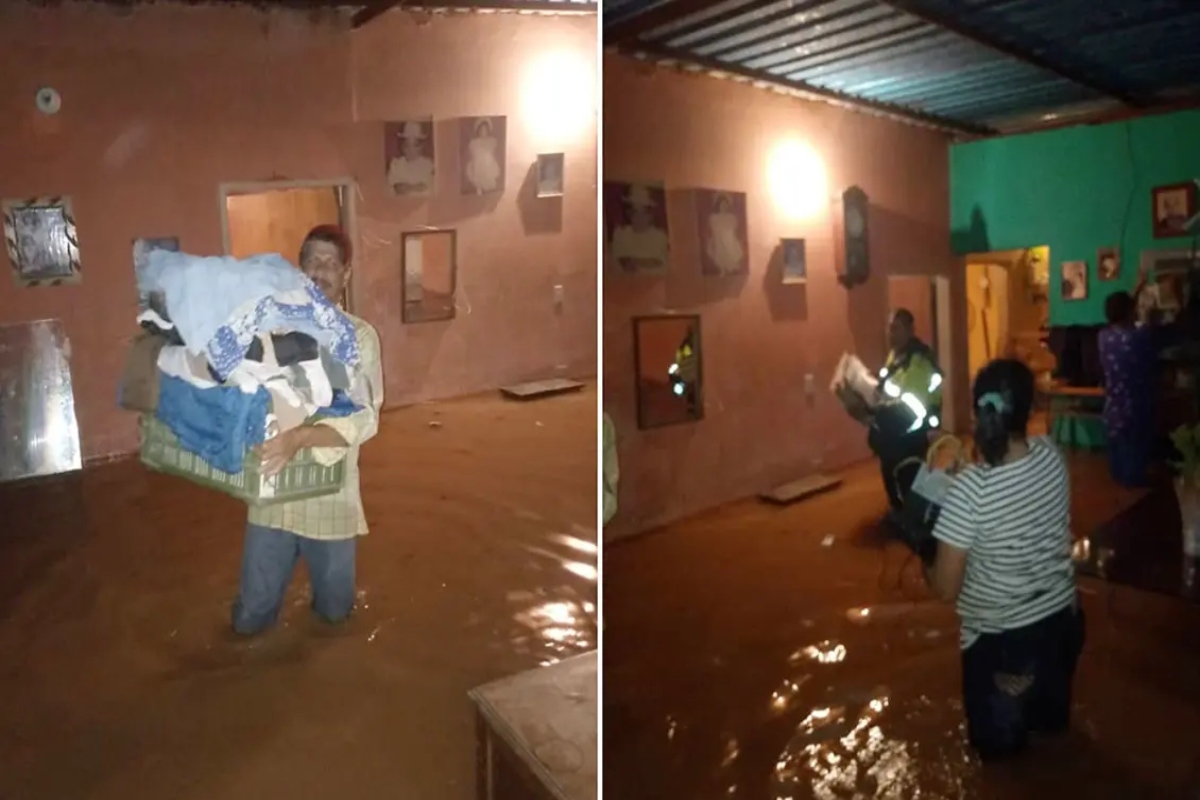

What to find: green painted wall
left=950, top=109, right=1200, bottom=325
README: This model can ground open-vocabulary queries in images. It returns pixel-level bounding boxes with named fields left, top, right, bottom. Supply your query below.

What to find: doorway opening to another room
left=964, top=247, right=1052, bottom=434
left=218, top=179, right=357, bottom=312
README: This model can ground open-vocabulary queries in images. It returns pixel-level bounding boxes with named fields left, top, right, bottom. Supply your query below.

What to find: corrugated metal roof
left=604, top=0, right=1200, bottom=134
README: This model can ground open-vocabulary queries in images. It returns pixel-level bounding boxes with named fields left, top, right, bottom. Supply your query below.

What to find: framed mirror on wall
left=633, top=314, right=703, bottom=430
left=402, top=229, right=457, bottom=323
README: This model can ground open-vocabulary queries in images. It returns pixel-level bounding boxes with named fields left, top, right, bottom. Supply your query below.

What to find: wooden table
left=1040, top=382, right=1105, bottom=449
left=469, top=652, right=596, bottom=800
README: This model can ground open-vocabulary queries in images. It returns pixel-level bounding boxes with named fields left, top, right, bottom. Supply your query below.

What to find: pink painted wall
left=0, top=3, right=597, bottom=462
left=602, top=55, right=964, bottom=541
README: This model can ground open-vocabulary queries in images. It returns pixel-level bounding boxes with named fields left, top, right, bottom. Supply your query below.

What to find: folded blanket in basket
left=208, top=285, right=358, bottom=380
left=156, top=373, right=270, bottom=475
left=136, top=250, right=359, bottom=380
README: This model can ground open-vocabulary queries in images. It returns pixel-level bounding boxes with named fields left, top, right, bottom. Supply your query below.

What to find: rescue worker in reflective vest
left=668, top=329, right=700, bottom=415
left=869, top=308, right=945, bottom=512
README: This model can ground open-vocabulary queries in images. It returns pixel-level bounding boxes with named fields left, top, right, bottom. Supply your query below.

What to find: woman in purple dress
left=1098, top=265, right=1166, bottom=487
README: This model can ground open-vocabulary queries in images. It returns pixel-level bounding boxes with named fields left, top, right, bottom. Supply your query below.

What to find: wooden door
left=225, top=187, right=341, bottom=263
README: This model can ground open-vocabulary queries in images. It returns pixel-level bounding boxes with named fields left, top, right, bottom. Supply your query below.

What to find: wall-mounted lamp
left=767, top=140, right=826, bottom=221
left=521, top=50, right=595, bottom=148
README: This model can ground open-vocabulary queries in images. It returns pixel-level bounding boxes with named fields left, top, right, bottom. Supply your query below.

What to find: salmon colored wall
left=885, top=276, right=934, bottom=349
left=602, top=55, right=962, bottom=541
left=0, top=3, right=597, bottom=462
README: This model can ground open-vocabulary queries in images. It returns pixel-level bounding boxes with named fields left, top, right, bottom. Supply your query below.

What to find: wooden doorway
left=218, top=179, right=357, bottom=311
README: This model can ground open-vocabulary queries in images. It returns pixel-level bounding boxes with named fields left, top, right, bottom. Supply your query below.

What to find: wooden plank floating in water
left=759, top=474, right=843, bottom=505
left=500, top=378, right=585, bottom=400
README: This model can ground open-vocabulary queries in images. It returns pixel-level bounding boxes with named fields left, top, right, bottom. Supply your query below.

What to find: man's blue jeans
left=231, top=523, right=357, bottom=635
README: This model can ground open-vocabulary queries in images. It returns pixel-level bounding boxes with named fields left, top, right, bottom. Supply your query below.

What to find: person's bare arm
left=923, top=540, right=969, bottom=602
left=260, top=323, right=384, bottom=476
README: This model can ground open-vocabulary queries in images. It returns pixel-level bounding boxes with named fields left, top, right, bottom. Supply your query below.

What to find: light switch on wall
left=553, top=284, right=565, bottom=304
left=803, top=373, right=815, bottom=396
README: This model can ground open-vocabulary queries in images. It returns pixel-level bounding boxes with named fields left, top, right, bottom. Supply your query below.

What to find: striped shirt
left=247, top=313, right=384, bottom=541
left=932, top=436, right=1076, bottom=649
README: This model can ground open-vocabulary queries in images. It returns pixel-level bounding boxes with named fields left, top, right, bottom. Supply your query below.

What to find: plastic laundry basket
left=139, top=416, right=345, bottom=506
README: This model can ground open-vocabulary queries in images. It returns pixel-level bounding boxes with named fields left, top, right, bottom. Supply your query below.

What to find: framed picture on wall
left=2, top=196, right=82, bottom=287
left=603, top=181, right=669, bottom=276
left=535, top=153, right=565, bottom=199
left=1152, top=182, right=1196, bottom=238
left=385, top=119, right=436, bottom=198
left=1097, top=246, right=1120, bottom=281
left=780, top=238, right=806, bottom=284
left=1061, top=260, right=1088, bottom=301
left=694, top=188, right=749, bottom=276
left=460, top=115, right=506, bottom=196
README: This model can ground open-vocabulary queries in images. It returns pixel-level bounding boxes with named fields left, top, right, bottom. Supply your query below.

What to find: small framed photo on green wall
left=1152, top=182, right=1196, bottom=239
left=1062, top=260, right=1088, bottom=301
left=1097, top=247, right=1120, bottom=281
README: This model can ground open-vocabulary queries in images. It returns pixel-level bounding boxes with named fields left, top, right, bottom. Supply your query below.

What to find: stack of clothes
left=119, top=247, right=362, bottom=475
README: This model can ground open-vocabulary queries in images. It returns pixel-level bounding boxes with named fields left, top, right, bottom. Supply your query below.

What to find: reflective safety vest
left=877, top=340, right=944, bottom=432
left=668, top=333, right=698, bottom=397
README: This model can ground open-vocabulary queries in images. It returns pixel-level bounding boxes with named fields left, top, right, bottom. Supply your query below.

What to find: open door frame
left=217, top=177, right=359, bottom=312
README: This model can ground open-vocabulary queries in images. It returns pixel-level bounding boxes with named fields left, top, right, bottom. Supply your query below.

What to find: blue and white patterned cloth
left=207, top=283, right=359, bottom=380
left=136, top=250, right=359, bottom=381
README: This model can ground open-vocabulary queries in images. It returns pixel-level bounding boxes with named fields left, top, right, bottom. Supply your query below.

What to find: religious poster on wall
left=3, top=196, right=82, bottom=287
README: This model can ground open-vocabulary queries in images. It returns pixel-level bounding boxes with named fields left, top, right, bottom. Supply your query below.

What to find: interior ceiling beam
left=351, top=1, right=400, bottom=28
left=873, top=0, right=1147, bottom=108
left=353, top=0, right=594, bottom=24
left=605, top=0, right=737, bottom=46
left=624, top=43, right=995, bottom=137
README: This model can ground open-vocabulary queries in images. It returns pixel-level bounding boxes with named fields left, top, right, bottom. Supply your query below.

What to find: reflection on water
left=772, top=689, right=974, bottom=800
left=721, top=735, right=739, bottom=767
left=790, top=641, right=847, bottom=665
left=550, top=533, right=599, bottom=555
left=564, top=560, right=598, bottom=581
left=1072, top=537, right=1091, bottom=563
left=770, top=675, right=811, bottom=712
left=512, top=598, right=594, bottom=666
left=508, top=528, right=597, bottom=665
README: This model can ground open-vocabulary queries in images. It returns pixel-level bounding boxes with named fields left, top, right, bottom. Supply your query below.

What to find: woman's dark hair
left=1105, top=290, right=1135, bottom=326
left=972, top=358, right=1035, bottom=467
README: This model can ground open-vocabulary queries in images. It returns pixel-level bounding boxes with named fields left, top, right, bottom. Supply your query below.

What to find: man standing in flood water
left=231, top=224, right=385, bottom=635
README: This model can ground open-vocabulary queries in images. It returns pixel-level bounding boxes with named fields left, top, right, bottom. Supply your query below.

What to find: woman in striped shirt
left=925, top=359, right=1085, bottom=760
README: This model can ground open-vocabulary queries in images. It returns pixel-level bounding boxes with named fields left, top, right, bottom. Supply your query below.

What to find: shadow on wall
left=951, top=205, right=991, bottom=255
left=762, top=242, right=808, bottom=322
left=517, top=162, right=564, bottom=236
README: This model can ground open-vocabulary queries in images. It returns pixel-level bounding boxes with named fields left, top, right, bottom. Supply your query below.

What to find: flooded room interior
left=0, top=0, right=598, bottom=798
left=601, top=0, right=1200, bottom=797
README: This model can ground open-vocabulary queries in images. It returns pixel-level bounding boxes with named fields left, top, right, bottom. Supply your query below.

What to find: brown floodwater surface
left=0, top=386, right=597, bottom=799
left=604, top=451, right=1200, bottom=799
